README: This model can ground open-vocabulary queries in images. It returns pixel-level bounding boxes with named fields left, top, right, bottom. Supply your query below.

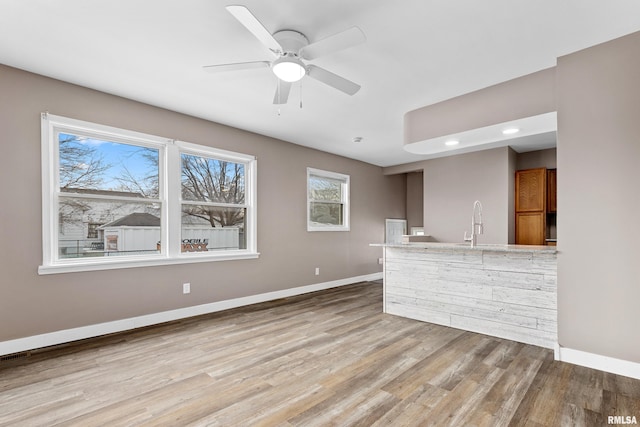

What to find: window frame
left=306, top=167, right=350, bottom=232
left=40, top=113, right=258, bottom=274
left=173, top=140, right=257, bottom=259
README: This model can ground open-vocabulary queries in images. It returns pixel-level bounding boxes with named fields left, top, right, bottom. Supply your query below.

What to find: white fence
left=181, top=227, right=240, bottom=251
left=101, top=226, right=240, bottom=255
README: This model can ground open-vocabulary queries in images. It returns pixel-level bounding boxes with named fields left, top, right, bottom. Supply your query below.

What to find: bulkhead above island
left=372, top=242, right=557, bottom=349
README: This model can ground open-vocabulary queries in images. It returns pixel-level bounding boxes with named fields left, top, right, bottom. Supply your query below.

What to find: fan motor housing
left=273, top=30, right=309, bottom=55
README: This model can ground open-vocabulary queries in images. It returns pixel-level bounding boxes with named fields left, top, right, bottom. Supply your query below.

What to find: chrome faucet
left=464, top=200, right=483, bottom=247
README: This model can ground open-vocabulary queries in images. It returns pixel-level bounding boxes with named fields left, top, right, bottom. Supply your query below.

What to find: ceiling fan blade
left=202, top=61, right=270, bottom=73
left=273, top=81, right=292, bottom=104
left=226, top=5, right=282, bottom=54
left=306, top=65, right=361, bottom=95
left=299, top=27, right=366, bottom=60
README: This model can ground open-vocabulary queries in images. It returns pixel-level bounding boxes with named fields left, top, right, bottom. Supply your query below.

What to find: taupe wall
left=405, top=172, right=423, bottom=231
left=557, top=31, right=640, bottom=362
left=422, top=148, right=512, bottom=244
left=0, top=65, right=405, bottom=342
left=516, top=148, right=557, bottom=170
left=404, top=68, right=556, bottom=144
left=383, top=147, right=514, bottom=244
left=507, top=147, right=517, bottom=244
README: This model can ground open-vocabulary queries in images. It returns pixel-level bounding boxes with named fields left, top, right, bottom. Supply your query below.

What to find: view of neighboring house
left=59, top=189, right=242, bottom=258
left=58, top=188, right=150, bottom=257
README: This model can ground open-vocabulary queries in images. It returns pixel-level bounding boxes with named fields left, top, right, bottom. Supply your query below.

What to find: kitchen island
left=372, top=242, right=557, bottom=349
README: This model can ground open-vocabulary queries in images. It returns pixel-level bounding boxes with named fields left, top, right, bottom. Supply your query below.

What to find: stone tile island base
left=377, top=243, right=557, bottom=349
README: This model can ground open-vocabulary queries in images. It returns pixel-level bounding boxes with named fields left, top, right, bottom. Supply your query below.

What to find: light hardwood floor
left=1, top=282, right=639, bottom=426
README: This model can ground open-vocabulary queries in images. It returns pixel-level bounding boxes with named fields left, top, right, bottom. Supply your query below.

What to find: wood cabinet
left=547, top=169, right=557, bottom=213
left=515, top=168, right=553, bottom=245
left=516, top=212, right=546, bottom=245
left=516, top=168, right=546, bottom=212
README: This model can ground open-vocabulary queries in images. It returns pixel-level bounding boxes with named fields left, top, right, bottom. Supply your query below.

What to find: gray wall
left=516, top=148, right=557, bottom=170
left=507, top=147, right=517, bottom=244
left=405, top=171, right=423, bottom=231
left=404, top=68, right=556, bottom=144
left=0, top=65, right=405, bottom=342
left=422, top=148, right=513, bottom=244
left=557, top=31, right=640, bottom=362
left=383, top=147, right=514, bottom=244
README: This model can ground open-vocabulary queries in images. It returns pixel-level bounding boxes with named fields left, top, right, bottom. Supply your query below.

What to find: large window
left=307, top=168, right=350, bottom=232
left=40, top=114, right=257, bottom=274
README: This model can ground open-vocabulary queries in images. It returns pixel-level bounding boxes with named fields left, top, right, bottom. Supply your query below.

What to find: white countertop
left=370, top=242, right=557, bottom=253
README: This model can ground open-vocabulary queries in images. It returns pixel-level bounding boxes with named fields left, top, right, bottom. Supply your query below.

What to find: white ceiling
left=1, top=1, right=639, bottom=167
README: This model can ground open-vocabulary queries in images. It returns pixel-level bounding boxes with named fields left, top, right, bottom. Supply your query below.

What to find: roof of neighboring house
left=181, top=215, right=214, bottom=226
left=101, top=212, right=160, bottom=228
left=62, top=188, right=146, bottom=198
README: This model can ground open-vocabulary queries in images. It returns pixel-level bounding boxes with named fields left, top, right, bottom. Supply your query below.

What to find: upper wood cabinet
left=515, top=168, right=547, bottom=212
left=547, top=169, right=557, bottom=213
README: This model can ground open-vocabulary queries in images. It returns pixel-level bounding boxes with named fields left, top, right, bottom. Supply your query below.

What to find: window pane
left=309, top=202, right=344, bottom=226
left=58, top=133, right=159, bottom=198
left=58, top=198, right=161, bottom=258
left=181, top=154, right=245, bottom=204
left=181, top=205, right=246, bottom=251
left=309, top=175, right=343, bottom=202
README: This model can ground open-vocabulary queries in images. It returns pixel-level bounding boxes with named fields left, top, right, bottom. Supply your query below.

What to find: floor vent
left=0, top=351, right=31, bottom=362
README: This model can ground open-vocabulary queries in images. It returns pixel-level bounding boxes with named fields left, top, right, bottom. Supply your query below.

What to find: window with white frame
left=40, top=113, right=258, bottom=274
left=307, top=168, right=350, bottom=231
left=179, top=149, right=247, bottom=252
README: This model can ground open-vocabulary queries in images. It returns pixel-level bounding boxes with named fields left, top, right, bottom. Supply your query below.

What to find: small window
left=307, top=168, right=350, bottom=232
left=87, top=222, right=102, bottom=239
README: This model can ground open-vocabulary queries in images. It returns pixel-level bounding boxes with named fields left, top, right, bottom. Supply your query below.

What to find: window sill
left=307, top=227, right=350, bottom=232
left=38, top=252, right=260, bottom=275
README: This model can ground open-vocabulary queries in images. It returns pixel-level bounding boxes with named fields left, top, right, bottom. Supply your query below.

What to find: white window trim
left=307, top=167, right=350, bottom=232
left=39, top=113, right=258, bottom=275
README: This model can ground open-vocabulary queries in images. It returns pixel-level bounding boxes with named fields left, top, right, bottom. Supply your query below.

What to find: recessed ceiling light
left=445, top=140, right=459, bottom=146
left=502, top=127, right=520, bottom=135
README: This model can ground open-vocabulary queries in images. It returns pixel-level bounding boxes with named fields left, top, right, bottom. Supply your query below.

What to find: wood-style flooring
left=1, top=282, right=639, bottom=426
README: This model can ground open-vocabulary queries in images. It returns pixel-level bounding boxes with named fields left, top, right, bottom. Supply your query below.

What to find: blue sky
left=59, top=132, right=158, bottom=192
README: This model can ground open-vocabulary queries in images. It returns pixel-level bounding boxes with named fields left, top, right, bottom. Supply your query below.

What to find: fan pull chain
left=276, top=78, right=281, bottom=116
left=299, top=77, right=303, bottom=109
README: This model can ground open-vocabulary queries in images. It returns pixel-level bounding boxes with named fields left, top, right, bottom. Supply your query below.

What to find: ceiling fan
left=203, top=5, right=366, bottom=104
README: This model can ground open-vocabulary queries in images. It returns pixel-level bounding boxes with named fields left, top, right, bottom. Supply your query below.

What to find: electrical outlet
left=315, top=267, right=320, bottom=276
left=183, top=283, right=191, bottom=294
left=378, top=258, right=383, bottom=265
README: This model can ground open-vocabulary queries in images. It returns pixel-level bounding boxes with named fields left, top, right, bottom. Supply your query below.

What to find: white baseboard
left=0, top=273, right=382, bottom=357
left=557, top=345, right=640, bottom=380
left=554, top=342, right=561, bottom=360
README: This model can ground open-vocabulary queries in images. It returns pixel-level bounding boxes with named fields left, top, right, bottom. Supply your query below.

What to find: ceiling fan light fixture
left=272, top=56, right=306, bottom=82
